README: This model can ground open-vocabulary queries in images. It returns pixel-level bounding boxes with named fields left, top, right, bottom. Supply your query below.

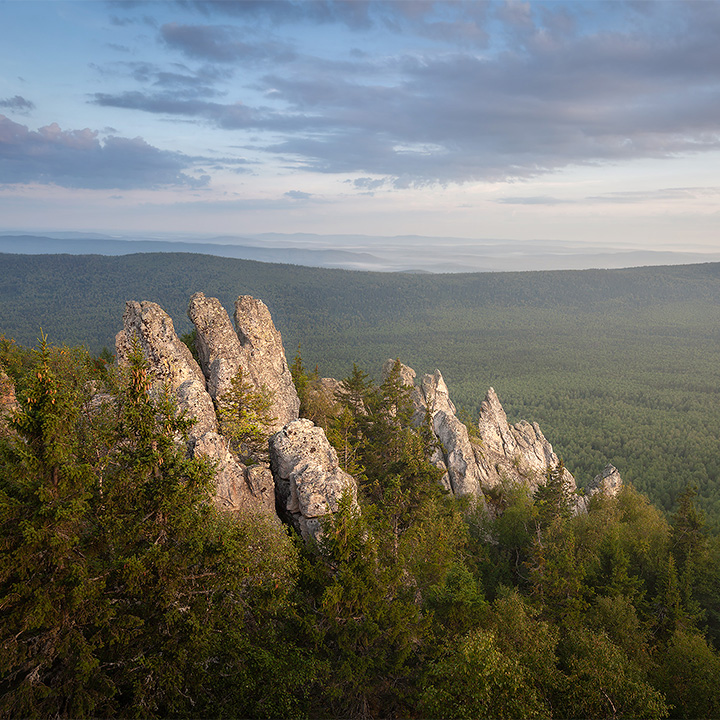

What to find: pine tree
left=301, top=493, right=429, bottom=719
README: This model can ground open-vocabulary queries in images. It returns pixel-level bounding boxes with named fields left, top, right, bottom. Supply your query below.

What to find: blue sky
left=1, top=0, right=719, bottom=253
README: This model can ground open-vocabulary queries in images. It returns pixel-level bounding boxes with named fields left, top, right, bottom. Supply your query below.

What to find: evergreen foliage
left=216, top=367, right=275, bottom=462
left=2, top=335, right=720, bottom=718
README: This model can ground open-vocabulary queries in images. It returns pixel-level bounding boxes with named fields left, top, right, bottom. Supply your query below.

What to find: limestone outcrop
left=386, top=359, right=576, bottom=505
left=0, top=367, right=18, bottom=437
left=415, top=369, right=484, bottom=498
left=187, top=292, right=300, bottom=432
left=586, top=464, right=623, bottom=503
left=116, top=297, right=289, bottom=521
left=187, top=292, right=245, bottom=403
left=270, top=418, right=359, bottom=542
left=193, top=432, right=276, bottom=516
left=113, top=294, right=620, bottom=538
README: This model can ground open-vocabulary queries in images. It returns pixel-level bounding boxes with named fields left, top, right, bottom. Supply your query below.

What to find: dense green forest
left=1, top=252, right=720, bottom=530
left=2, top=338, right=720, bottom=719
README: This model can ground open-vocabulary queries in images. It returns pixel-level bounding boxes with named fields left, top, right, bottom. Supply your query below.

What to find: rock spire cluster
left=113, top=293, right=620, bottom=541
left=387, top=359, right=583, bottom=511
left=115, top=293, right=354, bottom=539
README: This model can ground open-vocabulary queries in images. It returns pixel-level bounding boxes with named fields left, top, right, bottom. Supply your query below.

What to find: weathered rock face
left=419, top=370, right=484, bottom=499
left=116, top=299, right=275, bottom=520
left=475, top=387, right=576, bottom=494
left=270, top=418, right=359, bottom=542
left=193, top=432, right=277, bottom=516
left=386, top=360, right=576, bottom=506
left=188, top=292, right=300, bottom=434
left=588, top=464, right=623, bottom=500
left=115, top=301, right=217, bottom=443
left=234, top=295, right=300, bottom=431
left=574, top=464, right=624, bottom=514
left=187, top=292, right=245, bottom=403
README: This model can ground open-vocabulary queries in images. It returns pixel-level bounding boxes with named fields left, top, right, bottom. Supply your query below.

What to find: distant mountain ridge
left=0, top=234, right=385, bottom=270
left=2, top=231, right=719, bottom=272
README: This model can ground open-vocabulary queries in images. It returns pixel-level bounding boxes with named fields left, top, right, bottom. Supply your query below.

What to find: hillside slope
left=2, top=252, right=720, bottom=525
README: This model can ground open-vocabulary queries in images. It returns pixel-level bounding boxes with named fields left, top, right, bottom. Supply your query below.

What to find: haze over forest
left=2, top=231, right=720, bottom=274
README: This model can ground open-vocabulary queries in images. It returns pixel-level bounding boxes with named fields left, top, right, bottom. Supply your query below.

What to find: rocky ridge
left=382, top=359, right=605, bottom=514
left=115, top=294, right=357, bottom=538
left=111, top=295, right=619, bottom=538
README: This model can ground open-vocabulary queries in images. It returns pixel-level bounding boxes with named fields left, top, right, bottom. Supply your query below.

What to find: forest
left=1, top=334, right=720, bottom=719
left=1, top=252, right=719, bottom=529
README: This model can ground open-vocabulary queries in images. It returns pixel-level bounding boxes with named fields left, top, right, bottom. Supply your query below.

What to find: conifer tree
left=0, top=338, right=114, bottom=718
left=216, top=367, right=275, bottom=462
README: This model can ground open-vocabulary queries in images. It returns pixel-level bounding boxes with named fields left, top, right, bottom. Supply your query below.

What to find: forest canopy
left=1, top=335, right=720, bottom=718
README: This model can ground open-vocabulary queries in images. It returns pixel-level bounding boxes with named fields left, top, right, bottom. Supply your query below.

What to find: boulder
left=270, top=418, right=358, bottom=542
left=234, top=296, right=300, bottom=431
left=193, top=432, right=276, bottom=517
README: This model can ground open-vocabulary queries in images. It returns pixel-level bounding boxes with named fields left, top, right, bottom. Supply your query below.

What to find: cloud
left=95, top=2, right=720, bottom=186
left=91, top=60, right=230, bottom=99
left=0, top=95, right=35, bottom=114
left=353, top=177, right=389, bottom=192
left=284, top=190, right=312, bottom=199
left=497, top=187, right=720, bottom=206
left=160, top=22, right=295, bottom=63
left=92, top=89, right=331, bottom=133
left=587, top=187, right=720, bottom=204
left=495, top=196, right=570, bottom=206
left=177, top=0, right=491, bottom=43
left=0, top=115, right=206, bottom=189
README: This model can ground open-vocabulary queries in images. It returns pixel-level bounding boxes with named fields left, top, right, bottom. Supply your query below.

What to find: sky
left=1, top=0, right=720, bottom=255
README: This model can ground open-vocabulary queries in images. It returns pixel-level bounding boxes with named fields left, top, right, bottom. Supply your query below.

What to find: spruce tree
left=0, top=339, right=114, bottom=718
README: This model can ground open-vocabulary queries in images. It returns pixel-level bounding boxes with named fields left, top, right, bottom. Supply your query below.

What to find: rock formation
left=187, top=292, right=246, bottom=404
left=187, top=292, right=299, bottom=432
left=581, top=464, right=623, bottom=508
left=115, top=300, right=217, bottom=443
left=115, top=293, right=356, bottom=537
left=475, top=387, right=573, bottom=494
left=404, top=366, right=484, bottom=499
left=233, top=295, right=300, bottom=431
left=116, top=297, right=290, bottom=520
left=385, top=359, right=579, bottom=508
left=113, top=294, right=620, bottom=538
left=0, top=367, right=18, bottom=438
left=270, top=418, right=359, bottom=542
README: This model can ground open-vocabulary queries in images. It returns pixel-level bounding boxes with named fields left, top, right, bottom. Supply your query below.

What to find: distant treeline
left=2, top=252, right=720, bottom=527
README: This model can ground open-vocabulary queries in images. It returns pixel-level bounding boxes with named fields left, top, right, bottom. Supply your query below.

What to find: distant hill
left=2, top=231, right=720, bottom=272
left=0, top=234, right=386, bottom=270
left=2, top=251, right=720, bottom=353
